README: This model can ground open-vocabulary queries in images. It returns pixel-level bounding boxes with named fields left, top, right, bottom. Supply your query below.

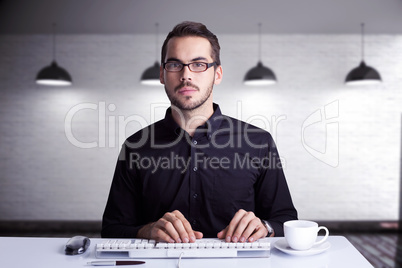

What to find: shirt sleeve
left=254, top=134, right=298, bottom=236
left=101, top=144, right=145, bottom=238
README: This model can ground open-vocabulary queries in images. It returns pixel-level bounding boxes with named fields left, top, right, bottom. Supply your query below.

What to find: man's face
left=160, top=36, right=222, bottom=111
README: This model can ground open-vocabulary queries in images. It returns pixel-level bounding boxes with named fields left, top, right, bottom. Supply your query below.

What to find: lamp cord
left=361, top=22, right=365, bottom=61
left=52, top=23, right=56, bottom=61
left=258, top=22, right=262, bottom=62
left=155, top=22, right=159, bottom=63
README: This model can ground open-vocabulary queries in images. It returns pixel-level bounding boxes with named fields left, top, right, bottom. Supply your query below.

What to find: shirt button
left=193, top=167, right=198, bottom=172
left=192, top=219, right=197, bottom=225
left=193, top=140, right=197, bottom=145
left=193, top=193, right=198, bottom=199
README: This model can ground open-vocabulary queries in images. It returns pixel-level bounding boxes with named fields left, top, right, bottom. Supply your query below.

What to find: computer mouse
left=65, top=236, right=91, bottom=255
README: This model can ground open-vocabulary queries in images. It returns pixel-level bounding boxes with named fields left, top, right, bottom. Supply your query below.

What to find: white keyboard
left=95, top=238, right=270, bottom=258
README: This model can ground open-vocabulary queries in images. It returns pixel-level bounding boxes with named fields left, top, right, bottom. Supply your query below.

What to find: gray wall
left=0, top=33, right=401, bottom=221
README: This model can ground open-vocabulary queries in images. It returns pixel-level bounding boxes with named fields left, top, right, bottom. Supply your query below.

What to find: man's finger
left=172, top=211, right=196, bottom=242
left=248, top=224, right=268, bottom=242
left=194, top=231, right=204, bottom=239
left=235, top=217, right=262, bottom=242
left=139, top=210, right=203, bottom=243
left=224, top=209, right=247, bottom=242
left=217, top=227, right=228, bottom=239
left=151, top=219, right=176, bottom=243
left=232, top=211, right=256, bottom=242
left=161, top=213, right=187, bottom=243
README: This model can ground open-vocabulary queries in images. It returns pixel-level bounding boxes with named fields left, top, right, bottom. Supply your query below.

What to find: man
left=102, top=21, right=297, bottom=243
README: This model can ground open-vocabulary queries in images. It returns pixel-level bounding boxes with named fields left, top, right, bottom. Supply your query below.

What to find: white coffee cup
left=284, top=220, right=329, bottom=251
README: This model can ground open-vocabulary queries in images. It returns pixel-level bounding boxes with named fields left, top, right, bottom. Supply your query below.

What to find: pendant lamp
left=141, top=23, right=162, bottom=85
left=36, top=23, right=72, bottom=86
left=345, top=23, right=381, bottom=86
left=244, top=23, right=276, bottom=86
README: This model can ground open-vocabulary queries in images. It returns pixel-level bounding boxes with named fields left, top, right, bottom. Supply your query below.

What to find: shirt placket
left=188, top=134, right=202, bottom=230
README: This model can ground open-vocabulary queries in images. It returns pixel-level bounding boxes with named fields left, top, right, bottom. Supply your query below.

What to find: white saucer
left=274, top=239, right=331, bottom=256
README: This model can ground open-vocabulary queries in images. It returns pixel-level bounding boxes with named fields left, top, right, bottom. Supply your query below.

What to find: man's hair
left=161, top=21, right=221, bottom=66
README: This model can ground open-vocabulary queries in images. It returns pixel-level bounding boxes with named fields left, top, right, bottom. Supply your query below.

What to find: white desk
left=0, top=236, right=373, bottom=268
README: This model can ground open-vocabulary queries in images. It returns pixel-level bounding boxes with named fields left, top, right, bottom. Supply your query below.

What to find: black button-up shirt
left=102, top=104, right=297, bottom=238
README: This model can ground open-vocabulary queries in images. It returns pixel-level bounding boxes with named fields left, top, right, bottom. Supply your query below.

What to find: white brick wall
left=0, top=33, right=401, bottom=221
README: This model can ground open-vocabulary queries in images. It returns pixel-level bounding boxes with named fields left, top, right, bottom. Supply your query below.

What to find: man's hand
left=217, top=209, right=271, bottom=242
left=137, top=210, right=203, bottom=243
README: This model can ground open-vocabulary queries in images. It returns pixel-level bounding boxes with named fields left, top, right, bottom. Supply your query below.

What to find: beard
left=165, top=79, right=214, bottom=111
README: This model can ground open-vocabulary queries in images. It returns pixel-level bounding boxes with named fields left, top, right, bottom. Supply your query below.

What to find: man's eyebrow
left=165, top=57, right=181, bottom=62
left=191, top=57, right=208, bottom=62
left=165, top=57, right=209, bottom=62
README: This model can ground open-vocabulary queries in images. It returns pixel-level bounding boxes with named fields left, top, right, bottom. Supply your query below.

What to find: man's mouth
left=175, top=83, right=199, bottom=95
left=178, top=87, right=197, bottom=94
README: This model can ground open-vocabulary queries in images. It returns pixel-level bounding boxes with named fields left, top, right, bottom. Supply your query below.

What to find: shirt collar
left=163, top=103, right=224, bottom=138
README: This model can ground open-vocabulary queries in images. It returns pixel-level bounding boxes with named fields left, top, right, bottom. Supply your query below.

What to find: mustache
left=175, top=82, right=199, bottom=92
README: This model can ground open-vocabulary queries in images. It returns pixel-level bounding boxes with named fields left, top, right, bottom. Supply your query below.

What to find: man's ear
left=160, top=65, right=165, bottom=84
left=214, top=65, right=223, bottom=85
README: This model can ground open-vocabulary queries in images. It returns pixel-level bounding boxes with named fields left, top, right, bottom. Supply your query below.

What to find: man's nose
left=180, top=65, right=192, bottom=81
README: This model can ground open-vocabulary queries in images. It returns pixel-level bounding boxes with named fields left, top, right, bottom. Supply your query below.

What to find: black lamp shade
left=345, top=60, right=381, bottom=85
left=140, top=62, right=161, bottom=86
left=36, top=61, right=72, bottom=86
left=244, top=61, right=277, bottom=86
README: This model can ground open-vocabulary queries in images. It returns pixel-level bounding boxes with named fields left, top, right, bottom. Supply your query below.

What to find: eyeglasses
left=163, top=62, right=217, bottom=73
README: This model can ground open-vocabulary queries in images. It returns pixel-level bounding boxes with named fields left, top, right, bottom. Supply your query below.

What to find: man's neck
left=171, top=103, right=214, bottom=137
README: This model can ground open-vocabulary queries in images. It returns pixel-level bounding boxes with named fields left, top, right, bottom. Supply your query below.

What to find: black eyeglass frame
left=163, top=62, right=217, bottom=73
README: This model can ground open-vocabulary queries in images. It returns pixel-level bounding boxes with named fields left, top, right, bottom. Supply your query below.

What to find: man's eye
left=193, top=63, right=205, bottom=67
left=168, top=63, right=181, bottom=68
